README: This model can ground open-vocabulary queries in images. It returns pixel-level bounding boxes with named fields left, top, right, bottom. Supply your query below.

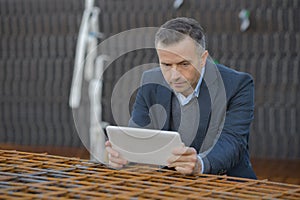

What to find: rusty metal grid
left=0, top=150, right=299, bottom=199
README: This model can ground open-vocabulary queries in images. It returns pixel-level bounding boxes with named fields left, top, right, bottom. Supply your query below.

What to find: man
left=106, top=17, right=256, bottom=179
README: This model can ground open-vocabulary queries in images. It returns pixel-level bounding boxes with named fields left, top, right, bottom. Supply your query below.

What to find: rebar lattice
left=0, top=150, right=299, bottom=199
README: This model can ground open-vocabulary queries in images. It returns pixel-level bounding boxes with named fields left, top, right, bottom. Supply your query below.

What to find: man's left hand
left=167, top=146, right=202, bottom=175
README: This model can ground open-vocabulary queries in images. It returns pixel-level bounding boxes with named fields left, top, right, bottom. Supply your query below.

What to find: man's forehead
left=156, top=49, right=191, bottom=61
left=156, top=38, right=199, bottom=61
left=156, top=36, right=196, bottom=47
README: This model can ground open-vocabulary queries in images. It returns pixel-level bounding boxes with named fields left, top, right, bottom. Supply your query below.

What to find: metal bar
left=0, top=150, right=299, bottom=199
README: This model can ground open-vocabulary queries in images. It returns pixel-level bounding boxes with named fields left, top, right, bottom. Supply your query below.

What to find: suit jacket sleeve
left=201, top=72, right=254, bottom=175
left=129, top=68, right=171, bottom=129
left=128, top=72, right=151, bottom=128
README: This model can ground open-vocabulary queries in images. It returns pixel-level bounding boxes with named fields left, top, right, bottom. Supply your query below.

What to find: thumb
left=105, top=140, right=111, bottom=147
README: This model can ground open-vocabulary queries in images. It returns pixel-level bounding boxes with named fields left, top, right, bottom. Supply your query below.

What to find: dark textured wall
left=0, top=0, right=84, bottom=147
left=0, top=0, right=299, bottom=158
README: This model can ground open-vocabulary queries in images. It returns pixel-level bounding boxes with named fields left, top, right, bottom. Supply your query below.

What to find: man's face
left=156, top=37, right=208, bottom=97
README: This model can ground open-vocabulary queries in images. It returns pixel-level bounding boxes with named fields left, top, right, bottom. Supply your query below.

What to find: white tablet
left=106, top=126, right=183, bottom=166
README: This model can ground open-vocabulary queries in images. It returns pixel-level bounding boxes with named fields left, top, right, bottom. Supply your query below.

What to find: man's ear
left=200, top=50, right=209, bottom=67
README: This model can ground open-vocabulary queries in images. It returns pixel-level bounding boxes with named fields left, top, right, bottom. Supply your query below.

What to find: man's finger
left=172, top=147, right=197, bottom=155
left=106, top=146, right=119, bottom=157
left=109, top=154, right=128, bottom=165
left=168, top=161, right=194, bottom=169
left=108, top=161, right=124, bottom=169
left=167, top=155, right=182, bottom=163
left=168, top=153, right=197, bottom=164
left=105, top=140, right=111, bottom=147
left=175, top=166, right=193, bottom=175
left=170, top=162, right=194, bottom=175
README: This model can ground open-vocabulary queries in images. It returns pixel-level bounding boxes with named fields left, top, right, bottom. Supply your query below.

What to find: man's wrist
left=192, top=156, right=203, bottom=175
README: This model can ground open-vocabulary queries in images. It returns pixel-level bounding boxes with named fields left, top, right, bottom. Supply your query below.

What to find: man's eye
left=180, top=63, right=190, bottom=67
left=161, top=64, right=171, bottom=68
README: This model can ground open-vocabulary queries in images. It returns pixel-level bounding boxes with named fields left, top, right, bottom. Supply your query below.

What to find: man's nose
left=170, top=66, right=181, bottom=79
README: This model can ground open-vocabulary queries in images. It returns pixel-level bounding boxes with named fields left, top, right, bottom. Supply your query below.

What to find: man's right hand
left=105, top=140, right=128, bottom=169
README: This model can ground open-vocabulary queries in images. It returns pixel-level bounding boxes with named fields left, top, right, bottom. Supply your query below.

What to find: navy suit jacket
left=129, top=61, right=256, bottom=179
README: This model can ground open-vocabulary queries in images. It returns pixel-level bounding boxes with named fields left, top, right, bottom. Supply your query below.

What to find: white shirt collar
left=174, top=67, right=205, bottom=106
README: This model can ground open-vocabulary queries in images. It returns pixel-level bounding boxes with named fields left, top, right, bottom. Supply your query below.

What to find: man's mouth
left=172, top=82, right=185, bottom=87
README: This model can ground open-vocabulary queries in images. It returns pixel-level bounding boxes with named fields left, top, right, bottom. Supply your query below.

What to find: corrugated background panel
left=0, top=0, right=84, bottom=147
left=0, top=0, right=299, bottom=158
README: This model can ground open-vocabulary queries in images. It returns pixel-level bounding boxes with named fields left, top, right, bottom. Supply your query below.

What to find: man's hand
left=167, top=145, right=202, bottom=175
left=105, top=141, right=128, bottom=169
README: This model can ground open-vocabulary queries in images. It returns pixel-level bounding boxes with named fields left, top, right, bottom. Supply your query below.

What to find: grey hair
left=155, top=17, right=206, bottom=50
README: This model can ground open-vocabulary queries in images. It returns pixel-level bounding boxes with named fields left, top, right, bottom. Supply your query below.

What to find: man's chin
left=172, top=87, right=190, bottom=95
left=171, top=87, right=184, bottom=93
left=172, top=86, right=193, bottom=96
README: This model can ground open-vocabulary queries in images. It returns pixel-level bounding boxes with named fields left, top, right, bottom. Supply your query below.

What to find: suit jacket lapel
left=192, top=61, right=220, bottom=152
left=190, top=81, right=211, bottom=152
left=199, top=62, right=227, bottom=154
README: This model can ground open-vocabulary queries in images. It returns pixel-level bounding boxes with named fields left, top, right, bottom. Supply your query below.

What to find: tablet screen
left=106, top=126, right=183, bottom=166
